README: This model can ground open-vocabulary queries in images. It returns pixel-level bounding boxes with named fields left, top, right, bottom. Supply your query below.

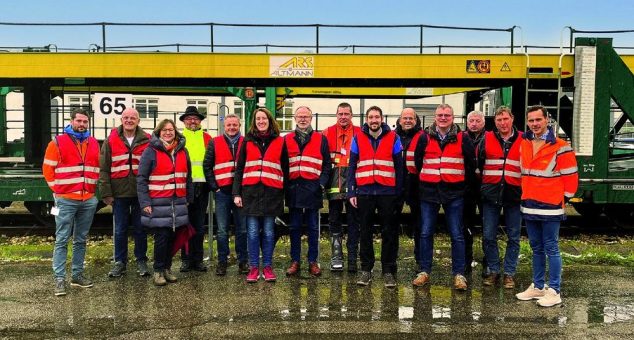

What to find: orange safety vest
left=108, top=128, right=150, bottom=178
left=419, top=133, right=465, bottom=184
left=325, top=124, right=361, bottom=167
left=520, top=138, right=579, bottom=215
left=51, top=134, right=100, bottom=195
left=405, top=131, right=423, bottom=174
left=242, top=137, right=284, bottom=189
left=285, top=132, right=324, bottom=181
left=355, top=131, right=397, bottom=187
left=212, top=135, right=243, bottom=187
left=148, top=149, right=188, bottom=198
left=482, top=131, right=522, bottom=187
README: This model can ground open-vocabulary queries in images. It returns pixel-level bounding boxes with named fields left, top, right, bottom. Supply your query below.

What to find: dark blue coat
left=137, top=135, right=193, bottom=229
left=284, top=130, right=331, bottom=209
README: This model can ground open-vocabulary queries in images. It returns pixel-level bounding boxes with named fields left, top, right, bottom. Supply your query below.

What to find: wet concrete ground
left=1, top=259, right=633, bottom=339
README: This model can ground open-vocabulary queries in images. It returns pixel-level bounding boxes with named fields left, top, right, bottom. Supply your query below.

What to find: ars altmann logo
left=270, top=56, right=315, bottom=77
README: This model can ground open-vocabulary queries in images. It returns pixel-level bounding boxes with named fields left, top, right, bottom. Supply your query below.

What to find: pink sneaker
left=262, top=266, right=277, bottom=282
left=246, top=267, right=260, bottom=283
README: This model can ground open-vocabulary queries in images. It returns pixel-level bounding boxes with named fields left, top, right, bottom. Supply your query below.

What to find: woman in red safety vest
left=233, top=108, right=288, bottom=283
left=137, top=119, right=193, bottom=287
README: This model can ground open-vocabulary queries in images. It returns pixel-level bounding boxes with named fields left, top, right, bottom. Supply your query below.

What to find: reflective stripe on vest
left=52, top=134, right=100, bottom=194
left=148, top=148, right=188, bottom=198
left=212, top=135, right=243, bottom=187
left=405, top=131, right=423, bottom=174
left=242, top=137, right=284, bottom=189
left=355, top=131, right=397, bottom=187
left=325, top=124, right=361, bottom=167
left=481, top=131, right=522, bottom=186
left=183, top=129, right=211, bottom=183
left=108, top=127, right=150, bottom=178
left=285, top=132, right=324, bottom=180
left=419, top=132, right=465, bottom=184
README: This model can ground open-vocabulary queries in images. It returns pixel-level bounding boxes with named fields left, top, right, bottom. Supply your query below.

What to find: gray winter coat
left=137, top=135, right=193, bottom=229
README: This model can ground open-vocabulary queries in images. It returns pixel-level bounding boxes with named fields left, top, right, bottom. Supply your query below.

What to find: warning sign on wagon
left=466, top=60, right=491, bottom=73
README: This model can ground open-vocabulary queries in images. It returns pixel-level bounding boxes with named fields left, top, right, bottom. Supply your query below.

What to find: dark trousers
left=153, top=228, right=175, bottom=271
left=357, top=195, right=399, bottom=274
left=328, top=199, right=360, bottom=262
left=394, top=198, right=421, bottom=265
left=462, top=195, right=482, bottom=269
left=182, top=184, right=210, bottom=264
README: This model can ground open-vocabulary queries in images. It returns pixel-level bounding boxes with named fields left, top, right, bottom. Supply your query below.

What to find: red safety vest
left=325, top=124, right=361, bottom=167
left=212, top=135, right=243, bottom=187
left=482, top=131, right=522, bottom=186
left=419, top=133, right=465, bottom=183
left=285, top=132, right=324, bottom=180
left=148, top=148, right=188, bottom=198
left=355, top=131, right=397, bottom=187
left=405, top=131, right=423, bottom=174
left=242, top=137, right=284, bottom=189
left=52, top=134, right=100, bottom=195
left=108, top=128, right=150, bottom=178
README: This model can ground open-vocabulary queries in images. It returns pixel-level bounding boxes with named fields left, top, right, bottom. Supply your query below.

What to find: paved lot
left=0, top=259, right=633, bottom=339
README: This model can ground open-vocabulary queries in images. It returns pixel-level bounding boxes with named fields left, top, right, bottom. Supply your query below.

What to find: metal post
left=315, top=25, right=320, bottom=54
left=419, top=25, right=424, bottom=54
left=210, top=24, right=214, bottom=53
left=510, top=27, right=515, bottom=54
left=101, top=23, right=107, bottom=52
left=207, top=191, right=214, bottom=262
left=569, top=28, right=574, bottom=53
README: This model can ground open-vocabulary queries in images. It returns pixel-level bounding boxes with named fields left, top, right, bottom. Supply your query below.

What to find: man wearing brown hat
left=179, top=106, right=212, bottom=272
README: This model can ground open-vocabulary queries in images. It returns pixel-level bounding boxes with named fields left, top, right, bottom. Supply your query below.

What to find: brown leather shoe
left=483, top=273, right=499, bottom=286
left=503, top=275, right=515, bottom=289
left=286, top=261, right=300, bottom=276
left=454, top=274, right=468, bottom=291
left=309, top=262, right=321, bottom=277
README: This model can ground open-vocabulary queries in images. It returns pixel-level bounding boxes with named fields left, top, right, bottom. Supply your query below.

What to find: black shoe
left=238, top=262, right=250, bottom=275
left=192, top=262, right=208, bottom=272
left=180, top=262, right=191, bottom=273
left=137, top=260, right=150, bottom=277
left=70, top=274, right=94, bottom=288
left=108, top=261, right=126, bottom=278
left=356, top=271, right=372, bottom=286
left=215, top=262, right=227, bottom=276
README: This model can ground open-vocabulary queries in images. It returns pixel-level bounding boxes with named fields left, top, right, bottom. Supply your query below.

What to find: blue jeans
left=246, top=216, right=276, bottom=268
left=215, top=190, right=247, bottom=264
left=113, top=197, right=147, bottom=263
left=53, top=196, right=98, bottom=279
left=482, top=202, right=521, bottom=276
left=419, top=198, right=465, bottom=276
left=289, top=208, right=320, bottom=263
left=525, top=220, right=562, bottom=293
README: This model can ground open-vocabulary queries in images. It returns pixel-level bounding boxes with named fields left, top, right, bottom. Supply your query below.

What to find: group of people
left=43, top=102, right=578, bottom=308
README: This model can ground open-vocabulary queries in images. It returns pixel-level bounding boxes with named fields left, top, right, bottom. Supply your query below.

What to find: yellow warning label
left=466, top=60, right=478, bottom=73
left=501, top=62, right=511, bottom=72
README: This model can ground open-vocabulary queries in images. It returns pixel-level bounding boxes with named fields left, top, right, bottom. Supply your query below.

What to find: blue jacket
left=347, top=122, right=403, bottom=197
left=137, top=135, right=194, bottom=229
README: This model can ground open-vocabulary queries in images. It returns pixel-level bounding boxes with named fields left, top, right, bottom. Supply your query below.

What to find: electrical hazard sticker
left=466, top=60, right=491, bottom=73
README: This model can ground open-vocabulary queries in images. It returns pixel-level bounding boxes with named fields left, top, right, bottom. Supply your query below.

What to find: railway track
left=1, top=212, right=631, bottom=237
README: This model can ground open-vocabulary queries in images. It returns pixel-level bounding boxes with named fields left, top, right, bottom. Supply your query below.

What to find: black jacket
left=202, top=134, right=242, bottom=195
left=478, top=129, right=523, bottom=206
left=284, top=130, right=331, bottom=209
left=232, top=131, right=288, bottom=217
left=395, top=116, right=423, bottom=203
left=414, top=123, right=476, bottom=204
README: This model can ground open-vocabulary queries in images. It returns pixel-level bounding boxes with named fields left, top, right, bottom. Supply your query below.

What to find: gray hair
left=467, top=110, right=485, bottom=120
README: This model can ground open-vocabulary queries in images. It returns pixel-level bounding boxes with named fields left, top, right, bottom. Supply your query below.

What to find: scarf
left=161, top=137, right=178, bottom=154
left=295, top=126, right=313, bottom=145
left=64, top=124, right=91, bottom=142
left=225, top=132, right=241, bottom=146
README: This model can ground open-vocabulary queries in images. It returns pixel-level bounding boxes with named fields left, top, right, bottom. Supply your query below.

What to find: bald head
left=399, top=107, right=417, bottom=132
left=121, top=107, right=140, bottom=133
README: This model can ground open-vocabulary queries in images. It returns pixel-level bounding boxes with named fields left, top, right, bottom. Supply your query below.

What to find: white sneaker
left=515, top=283, right=546, bottom=301
left=536, top=288, right=562, bottom=307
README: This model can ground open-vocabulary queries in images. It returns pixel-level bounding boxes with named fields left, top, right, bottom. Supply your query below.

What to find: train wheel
left=606, top=205, right=634, bottom=229
left=572, top=203, right=605, bottom=218
left=24, top=201, right=55, bottom=227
